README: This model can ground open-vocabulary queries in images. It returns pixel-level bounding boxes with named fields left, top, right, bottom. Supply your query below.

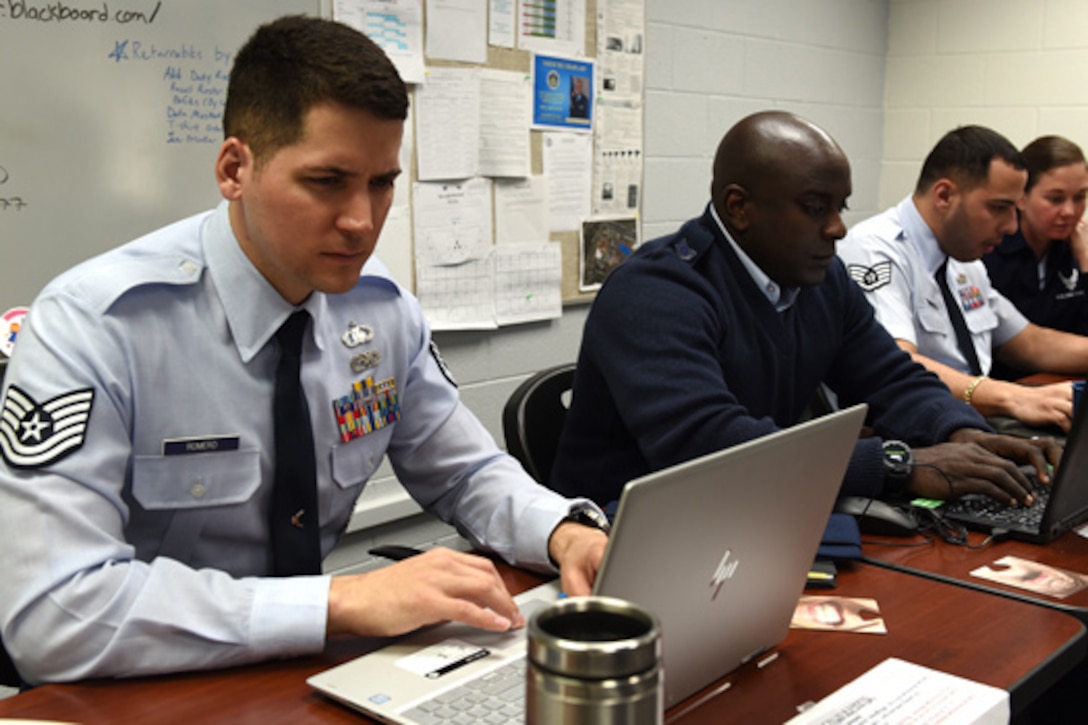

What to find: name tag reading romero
left=163, top=435, right=241, bottom=456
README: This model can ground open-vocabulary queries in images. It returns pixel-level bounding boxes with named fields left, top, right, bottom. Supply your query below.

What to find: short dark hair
left=223, top=15, right=408, bottom=166
left=915, top=125, right=1025, bottom=194
left=1020, top=135, right=1086, bottom=193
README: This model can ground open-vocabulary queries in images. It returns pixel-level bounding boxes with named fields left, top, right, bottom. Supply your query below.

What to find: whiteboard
left=0, top=0, right=321, bottom=312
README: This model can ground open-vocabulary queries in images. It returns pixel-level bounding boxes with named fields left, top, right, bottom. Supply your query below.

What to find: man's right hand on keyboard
left=326, top=548, right=526, bottom=638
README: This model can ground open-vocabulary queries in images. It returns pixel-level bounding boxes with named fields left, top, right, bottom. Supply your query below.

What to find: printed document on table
left=786, top=658, right=1008, bottom=725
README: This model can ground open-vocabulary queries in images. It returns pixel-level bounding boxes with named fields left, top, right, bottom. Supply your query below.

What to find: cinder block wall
left=643, top=0, right=890, bottom=238
left=880, top=0, right=1088, bottom=208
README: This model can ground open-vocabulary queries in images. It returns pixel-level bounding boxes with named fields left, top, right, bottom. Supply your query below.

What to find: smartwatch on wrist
left=882, top=439, right=914, bottom=497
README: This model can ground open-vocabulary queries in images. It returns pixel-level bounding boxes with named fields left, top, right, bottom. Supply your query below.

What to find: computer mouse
left=833, top=496, right=919, bottom=537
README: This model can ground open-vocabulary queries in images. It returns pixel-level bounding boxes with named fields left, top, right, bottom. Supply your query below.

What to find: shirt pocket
left=129, top=449, right=262, bottom=566
left=962, top=305, right=998, bottom=335
left=325, top=436, right=388, bottom=526
left=131, top=449, right=261, bottom=510
left=329, top=436, right=386, bottom=489
left=916, top=302, right=948, bottom=335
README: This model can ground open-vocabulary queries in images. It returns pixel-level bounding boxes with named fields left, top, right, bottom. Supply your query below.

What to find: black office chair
left=0, top=641, right=17, bottom=688
left=502, top=363, right=576, bottom=485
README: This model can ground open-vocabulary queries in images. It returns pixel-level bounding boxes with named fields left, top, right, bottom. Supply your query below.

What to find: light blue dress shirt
left=838, top=196, right=1027, bottom=376
left=0, top=202, right=588, bottom=683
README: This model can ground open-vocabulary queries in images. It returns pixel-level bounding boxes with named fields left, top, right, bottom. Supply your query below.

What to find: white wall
left=880, top=0, right=1088, bottom=208
left=643, top=0, right=890, bottom=237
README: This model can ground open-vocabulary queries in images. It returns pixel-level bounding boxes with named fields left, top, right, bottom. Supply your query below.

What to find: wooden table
left=862, top=527, right=1088, bottom=621
left=0, top=561, right=1081, bottom=724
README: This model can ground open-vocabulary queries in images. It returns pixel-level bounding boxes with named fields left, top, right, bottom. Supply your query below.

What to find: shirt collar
left=710, top=204, right=799, bottom=311
left=203, top=201, right=328, bottom=363
left=898, top=196, right=948, bottom=277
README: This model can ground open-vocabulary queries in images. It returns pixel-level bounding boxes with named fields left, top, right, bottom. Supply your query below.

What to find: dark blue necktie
left=271, top=310, right=321, bottom=576
left=935, top=259, right=983, bottom=376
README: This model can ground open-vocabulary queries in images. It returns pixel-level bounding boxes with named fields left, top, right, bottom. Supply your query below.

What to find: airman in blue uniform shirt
left=0, top=16, right=607, bottom=684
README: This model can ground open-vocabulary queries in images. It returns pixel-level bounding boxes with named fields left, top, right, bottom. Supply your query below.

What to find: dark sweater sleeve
left=827, top=262, right=991, bottom=497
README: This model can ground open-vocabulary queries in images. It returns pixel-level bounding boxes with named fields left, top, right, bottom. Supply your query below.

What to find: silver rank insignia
left=341, top=322, right=375, bottom=348
left=847, top=262, right=892, bottom=291
left=674, top=239, right=697, bottom=261
left=351, top=349, right=382, bottom=373
left=0, top=385, right=94, bottom=468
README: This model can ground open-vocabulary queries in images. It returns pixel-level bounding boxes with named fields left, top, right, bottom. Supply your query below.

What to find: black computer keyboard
left=945, top=487, right=1050, bottom=533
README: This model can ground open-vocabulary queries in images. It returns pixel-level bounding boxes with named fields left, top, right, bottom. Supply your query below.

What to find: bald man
left=550, top=111, right=1057, bottom=509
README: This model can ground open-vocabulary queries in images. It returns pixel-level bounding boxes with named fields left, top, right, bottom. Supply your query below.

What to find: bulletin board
left=0, top=0, right=645, bottom=330
left=395, top=0, right=646, bottom=321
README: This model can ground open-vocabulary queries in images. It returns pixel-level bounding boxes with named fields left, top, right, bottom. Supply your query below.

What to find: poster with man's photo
left=532, top=54, right=595, bottom=132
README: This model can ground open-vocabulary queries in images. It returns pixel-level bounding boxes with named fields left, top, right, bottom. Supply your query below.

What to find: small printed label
left=396, top=640, right=490, bottom=679
left=163, top=435, right=241, bottom=456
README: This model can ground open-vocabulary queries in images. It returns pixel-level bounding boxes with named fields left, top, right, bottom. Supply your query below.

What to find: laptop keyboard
left=945, top=486, right=1050, bottom=533
left=402, top=657, right=526, bottom=725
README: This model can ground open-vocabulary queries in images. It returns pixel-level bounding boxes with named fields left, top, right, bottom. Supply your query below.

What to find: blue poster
left=532, top=54, right=594, bottom=132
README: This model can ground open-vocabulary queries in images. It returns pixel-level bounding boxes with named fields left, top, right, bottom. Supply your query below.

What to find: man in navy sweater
left=551, top=111, right=1058, bottom=509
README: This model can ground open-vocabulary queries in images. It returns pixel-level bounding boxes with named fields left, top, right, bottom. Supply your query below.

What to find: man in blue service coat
left=0, top=16, right=607, bottom=684
left=550, top=111, right=1058, bottom=511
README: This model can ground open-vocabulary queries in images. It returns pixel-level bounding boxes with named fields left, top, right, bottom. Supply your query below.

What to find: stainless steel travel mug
left=527, top=595, right=663, bottom=724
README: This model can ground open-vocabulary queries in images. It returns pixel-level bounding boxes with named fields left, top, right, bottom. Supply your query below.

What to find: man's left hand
left=948, top=428, right=1063, bottom=485
left=548, top=522, right=608, bottom=596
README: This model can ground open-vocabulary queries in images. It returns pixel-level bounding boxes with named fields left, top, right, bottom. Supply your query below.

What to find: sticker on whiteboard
left=1, top=307, right=28, bottom=358
left=395, top=639, right=490, bottom=679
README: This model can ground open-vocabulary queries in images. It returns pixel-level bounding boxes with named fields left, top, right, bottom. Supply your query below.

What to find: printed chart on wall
left=402, top=0, right=645, bottom=325
left=0, top=0, right=318, bottom=317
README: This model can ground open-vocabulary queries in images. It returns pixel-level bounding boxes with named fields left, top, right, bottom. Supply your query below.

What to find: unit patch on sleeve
left=0, top=385, right=95, bottom=469
left=847, top=262, right=892, bottom=292
left=429, top=339, right=458, bottom=388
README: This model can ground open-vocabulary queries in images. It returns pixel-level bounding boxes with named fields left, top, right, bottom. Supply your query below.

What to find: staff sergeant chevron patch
left=847, top=261, right=893, bottom=292
left=0, top=385, right=95, bottom=469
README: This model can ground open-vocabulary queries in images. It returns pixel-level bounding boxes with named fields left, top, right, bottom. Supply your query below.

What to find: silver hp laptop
left=941, top=399, right=1088, bottom=543
left=307, top=404, right=867, bottom=723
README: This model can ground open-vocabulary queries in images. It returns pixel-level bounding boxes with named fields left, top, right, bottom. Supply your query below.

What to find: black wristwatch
left=560, top=504, right=611, bottom=534
left=882, top=439, right=914, bottom=497
left=549, top=505, right=610, bottom=568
